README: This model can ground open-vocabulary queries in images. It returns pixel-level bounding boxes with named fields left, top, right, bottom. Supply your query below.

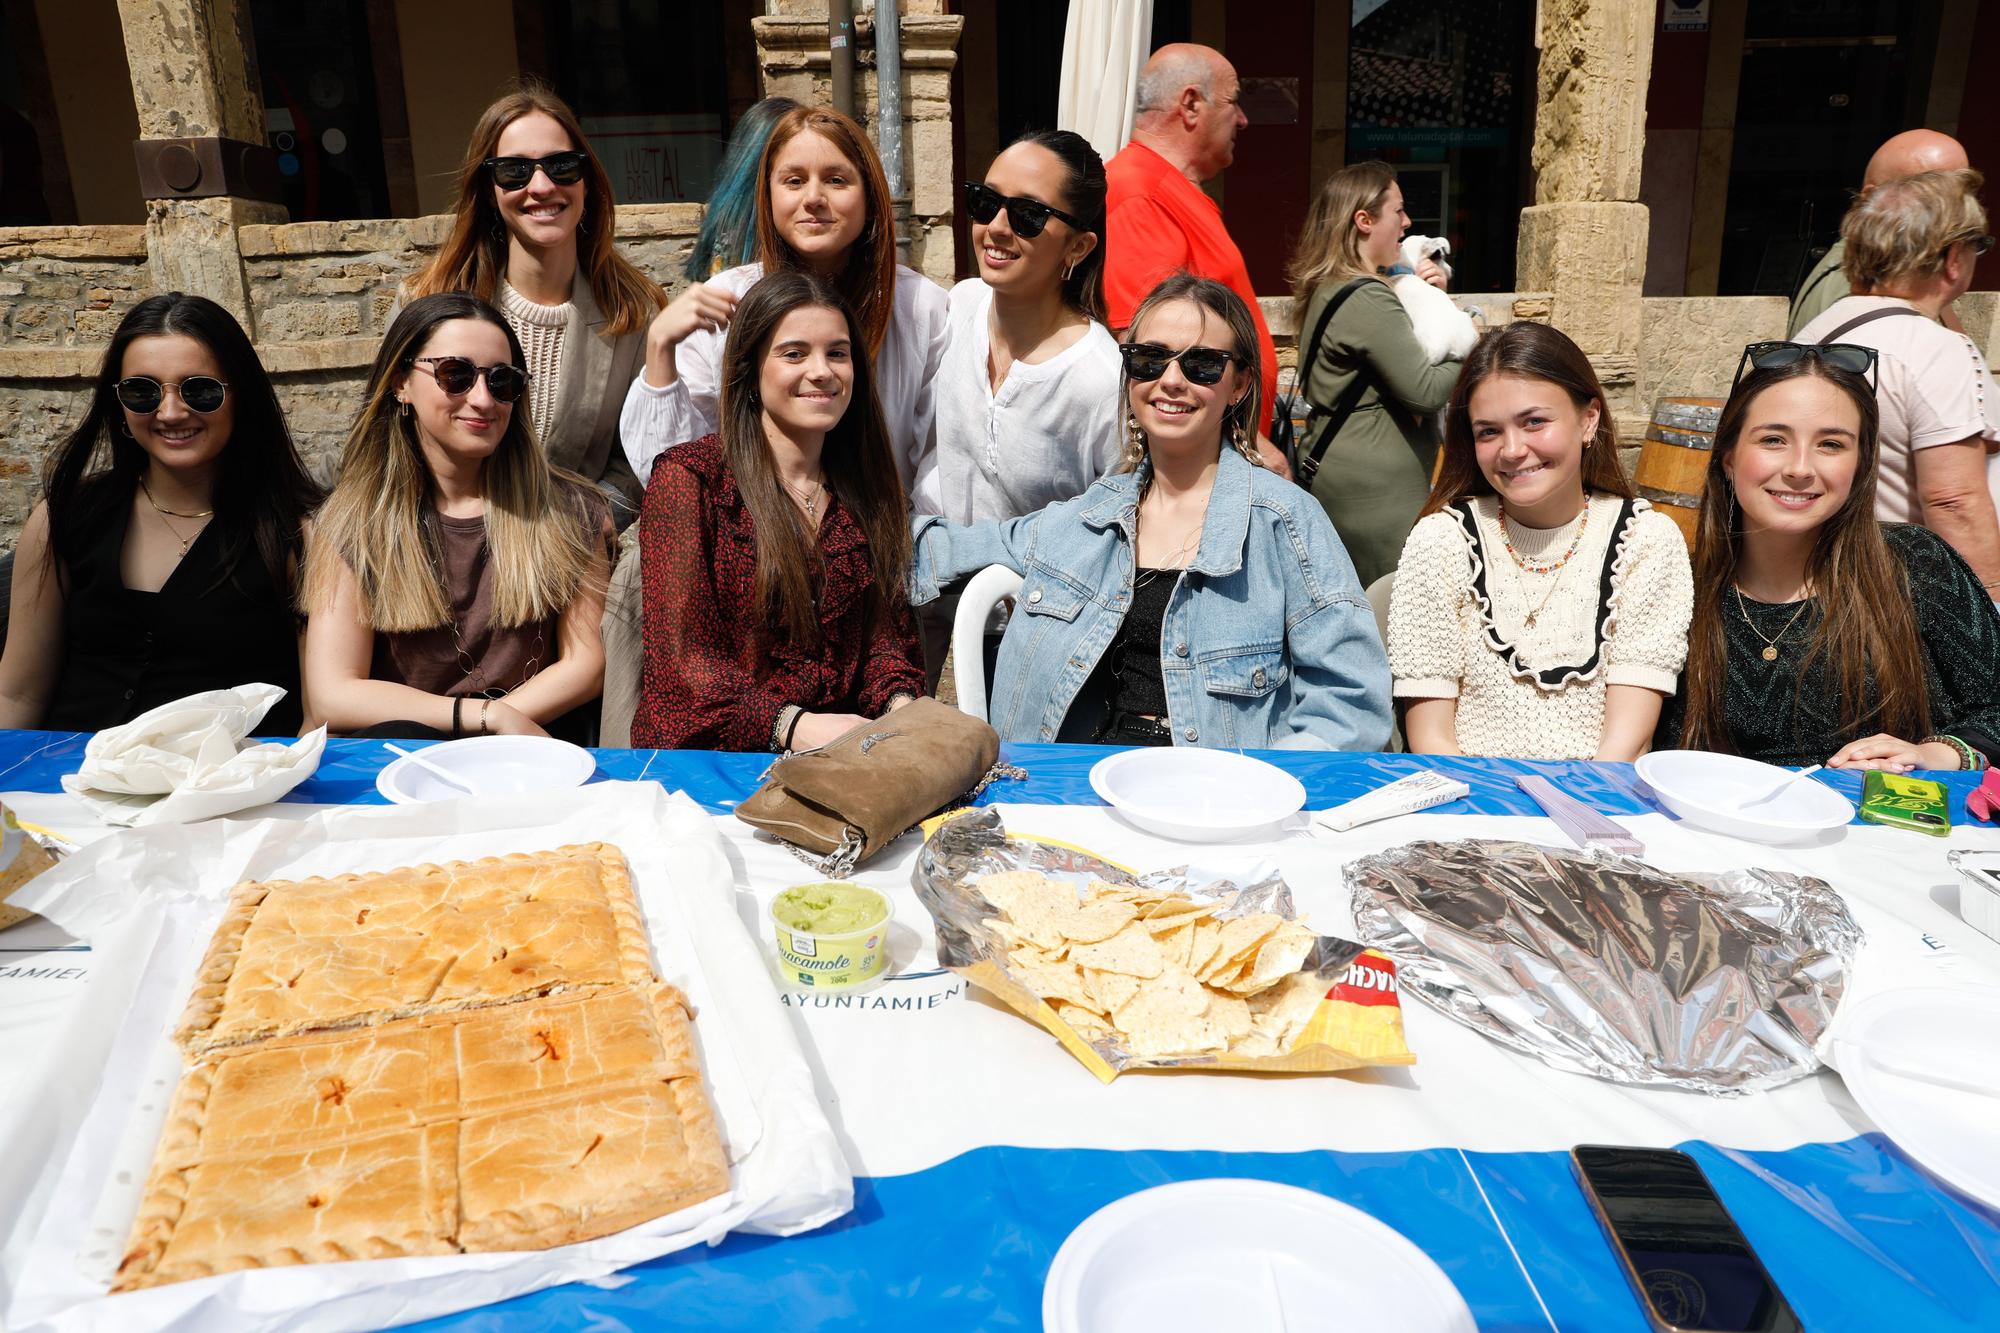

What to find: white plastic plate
left=1832, top=985, right=2000, bottom=1210
left=1089, top=748, right=1307, bottom=843
left=1635, top=750, right=1852, bottom=845
left=375, top=734, right=597, bottom=804
left=1043, top=1178, right=1476, bottom=1333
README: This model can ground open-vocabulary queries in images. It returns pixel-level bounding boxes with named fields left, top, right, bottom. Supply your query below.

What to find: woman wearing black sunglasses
left=403, top=83, right=663, bottom=522
left=913, top=131, right=1123, bottom=688
left=1658, top=346, right=2000, bottom=772
left=0, top=294, right=322, bottom=732
left=302, top=294, right=615, bottom=741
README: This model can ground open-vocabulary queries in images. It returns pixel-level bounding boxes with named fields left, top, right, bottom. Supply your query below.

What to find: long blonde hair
left=404, top=82, right=664, bottom=336
left=304, top=294, right=598, bottom=631
left=1287, top=161, right=1397, bottom=323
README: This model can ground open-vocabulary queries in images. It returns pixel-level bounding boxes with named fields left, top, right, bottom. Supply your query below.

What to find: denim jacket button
left=1252, top=667, right=1267, bottom=689
left=1175, top=642, right=1189, bottom=657
left=1027, top=589, right=1043, bottom=604
left=1040, top=725, right=1053, bottom=740
left=1183, top=727, right=1198, bottom=742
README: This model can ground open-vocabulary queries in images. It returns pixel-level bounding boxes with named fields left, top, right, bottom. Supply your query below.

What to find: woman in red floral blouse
left=633, top=269, right=924, bottom=750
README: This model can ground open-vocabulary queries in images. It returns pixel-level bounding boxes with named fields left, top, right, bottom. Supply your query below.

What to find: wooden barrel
left=1635, top=397, right=1723, bottom=550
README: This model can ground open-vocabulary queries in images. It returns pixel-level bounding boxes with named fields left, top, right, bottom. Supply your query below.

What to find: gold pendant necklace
left=784, top=475, right=826, bottom=523
left=140, top=480, right=212, bottom=559
left=1734, top=585, right=1811, bottom=662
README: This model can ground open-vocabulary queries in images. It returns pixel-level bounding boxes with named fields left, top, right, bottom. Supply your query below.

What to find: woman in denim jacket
left=910, top=275, right=1392, bottom=749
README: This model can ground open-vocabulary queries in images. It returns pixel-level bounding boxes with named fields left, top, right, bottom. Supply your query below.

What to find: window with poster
left=1345, top=0, right=1534, bottom=293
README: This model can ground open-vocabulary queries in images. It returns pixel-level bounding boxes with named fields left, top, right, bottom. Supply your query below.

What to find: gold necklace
left=1734, top=584, right=1812, bottom=662
left=139, top=479, right=213, bottom=558
left=783, top=474, right=826, bottom=522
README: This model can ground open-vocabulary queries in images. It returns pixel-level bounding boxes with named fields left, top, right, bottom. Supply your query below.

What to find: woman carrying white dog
left=1287, top=161, right=1466, bottom=587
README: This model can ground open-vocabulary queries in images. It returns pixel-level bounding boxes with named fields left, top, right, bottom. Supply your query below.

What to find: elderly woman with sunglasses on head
left=403, top=82, right=664, bottom=523
left=1794, top=167, right=2000, bottom=600
left=302, top=293, right=615, bottom=741
left=908, top=275, right=1391, bottom=749
left=1656, top=341, right=2000, bottom=772
left=0, top=295, right=323, bottom=732
left=909, top=130, right=1123, bottom=687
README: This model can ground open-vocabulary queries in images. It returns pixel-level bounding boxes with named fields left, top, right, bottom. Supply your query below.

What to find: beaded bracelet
left=1922, top=733, right=1979, bottom=771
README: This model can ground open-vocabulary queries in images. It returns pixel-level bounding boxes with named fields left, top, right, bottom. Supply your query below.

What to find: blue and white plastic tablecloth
left=2, top=732, right=1997, bottom=1331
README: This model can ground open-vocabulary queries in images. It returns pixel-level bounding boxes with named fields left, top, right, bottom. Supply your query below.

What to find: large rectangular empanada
left=175, top=844, right=652, bottom=1053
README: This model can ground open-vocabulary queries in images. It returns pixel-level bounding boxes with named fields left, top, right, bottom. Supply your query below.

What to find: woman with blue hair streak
left=685, top=97, right=801, bottom=282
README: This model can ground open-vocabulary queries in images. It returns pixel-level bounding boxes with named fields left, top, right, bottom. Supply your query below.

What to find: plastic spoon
left=383, top=742, right=480, bottom=797
left=1741, top=764, right=1823, bottom=808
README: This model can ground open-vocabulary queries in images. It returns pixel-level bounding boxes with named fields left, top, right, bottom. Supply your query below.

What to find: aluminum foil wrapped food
left=1346, top=839, right=1863, bottom=1095
left=914, top=807, right=1415, bottom=1082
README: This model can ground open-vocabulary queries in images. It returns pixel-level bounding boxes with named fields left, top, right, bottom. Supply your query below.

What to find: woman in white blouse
left=618, top=104, right=949, bottom=493
left=1387, top=322, right=1693, bottom=761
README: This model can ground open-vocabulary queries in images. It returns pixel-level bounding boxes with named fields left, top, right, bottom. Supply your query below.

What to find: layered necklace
left=139, top=479, right=214, bottom=560
left=783, top=473, right=827, bottom=524
left=1497, top=499, right=1590, bottom=628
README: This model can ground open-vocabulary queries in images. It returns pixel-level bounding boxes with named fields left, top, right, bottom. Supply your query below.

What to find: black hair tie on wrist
left=451, top=696, right=463, bottom=738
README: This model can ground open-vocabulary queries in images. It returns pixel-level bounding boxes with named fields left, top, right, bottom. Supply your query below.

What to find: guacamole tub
left=770, top=883, right=892, bottom=989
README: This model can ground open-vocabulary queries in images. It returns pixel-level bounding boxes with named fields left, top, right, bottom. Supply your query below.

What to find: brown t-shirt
left=371, top=488, right=614, bottom=698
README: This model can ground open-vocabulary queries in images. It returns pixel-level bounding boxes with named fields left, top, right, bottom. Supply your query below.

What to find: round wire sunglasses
left=411, top=357, right=530, bottom=403
left=115, top=375, right=229, bottom=414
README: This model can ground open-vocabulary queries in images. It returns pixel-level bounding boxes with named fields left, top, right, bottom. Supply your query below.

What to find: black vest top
left=43, top=482, right=305, bottom=735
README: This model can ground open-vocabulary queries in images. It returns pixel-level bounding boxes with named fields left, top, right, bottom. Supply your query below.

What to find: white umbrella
left=1057, top=0, right=1156, bottom=163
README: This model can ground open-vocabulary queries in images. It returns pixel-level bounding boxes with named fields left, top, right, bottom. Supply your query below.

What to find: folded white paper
left=59, top=685, right=323, bottom=827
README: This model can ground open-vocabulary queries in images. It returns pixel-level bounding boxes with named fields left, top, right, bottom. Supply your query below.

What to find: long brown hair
left=303, top=293, right=599, bottom=631
left=1287, top=160, right=1397, bottom=323
left=754, top=106, right=899, bottom=358
left=1419, top=322, right=1630, bottom=519
left=718, top=269, right=910, bottom=648
left=405, top=82, right=664, bottom=336
left=1677, top=357, right=1928, bottom=752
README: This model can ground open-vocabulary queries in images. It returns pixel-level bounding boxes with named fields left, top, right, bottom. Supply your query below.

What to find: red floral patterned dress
left=633, top=435, right=925, bottom=750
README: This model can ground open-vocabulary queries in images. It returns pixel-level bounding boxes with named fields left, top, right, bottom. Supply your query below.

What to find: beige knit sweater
left=1387, top=493, right=1693, bottom=760
left=497, top=279, right=571, bottom=438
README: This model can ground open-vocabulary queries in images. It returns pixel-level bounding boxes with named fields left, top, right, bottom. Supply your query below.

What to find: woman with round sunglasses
left=403, top=82, right=664, bottom=522
left=1286, top=161, right=1463, bottom=588
left=1793, top=167, right=2000, bottom=600
left=1387, top=323, right=1692, bottom=761
left=0, top=294, right=323, bottom=732
left=908, top=275, right=1391, bottom=750
left=911, top=130, right=1122, bottom=688
left=632, top=269, right=922, bottom=751
left=1656, top=344, right=2000, bottom=771
left=302, top=293, right=615, bottom=741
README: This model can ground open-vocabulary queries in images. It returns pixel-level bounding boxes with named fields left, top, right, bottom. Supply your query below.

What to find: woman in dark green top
left=1286, top=161, right=1463, bottom=587
left=1659, top=344, right=2000, bottom=770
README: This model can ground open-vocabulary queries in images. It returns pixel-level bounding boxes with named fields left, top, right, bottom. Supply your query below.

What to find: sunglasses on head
left=1731, top=341, right=1879, bottom=391
left=115, top=375, right=228, bottom=414
left=1119, top=341, right=1241, bottom=387
left=1955, top=232, right=1996, bottom=258
left=962, top=181, right=1084, bottom=239
left=411, top=356, right=529, bottom=403
left=484, top=151, right=587, bottom=191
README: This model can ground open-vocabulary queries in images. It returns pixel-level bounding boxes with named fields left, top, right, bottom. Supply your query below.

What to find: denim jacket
left=910, top=447, right=1393, bottom=750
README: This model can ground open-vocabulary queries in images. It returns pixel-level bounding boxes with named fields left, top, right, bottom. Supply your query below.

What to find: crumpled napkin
left=59, top=684, right=325, bottom=826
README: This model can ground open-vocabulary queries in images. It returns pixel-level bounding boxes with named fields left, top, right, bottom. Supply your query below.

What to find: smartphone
left=1858, top=769, right=1951, bottom=837
left=1572, top=1145, right=1803, bottom=1333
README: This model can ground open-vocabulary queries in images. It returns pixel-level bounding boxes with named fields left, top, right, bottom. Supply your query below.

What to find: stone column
left=1515, top=0, right=1655, bottom=442
left=116, top=0, right=285, bottom=332
left=752, top=1, right=964, bottom=284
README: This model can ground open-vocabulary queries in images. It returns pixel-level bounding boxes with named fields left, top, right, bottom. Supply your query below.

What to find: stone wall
left=0, top=226, right=154, bottom=351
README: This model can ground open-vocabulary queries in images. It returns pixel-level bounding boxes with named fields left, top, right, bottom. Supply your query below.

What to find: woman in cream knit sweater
left=1387, top=323, right=1693, bottom=760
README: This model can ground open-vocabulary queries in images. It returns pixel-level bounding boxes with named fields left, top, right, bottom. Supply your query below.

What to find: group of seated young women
left=0, top=82, right=1993, bottom=778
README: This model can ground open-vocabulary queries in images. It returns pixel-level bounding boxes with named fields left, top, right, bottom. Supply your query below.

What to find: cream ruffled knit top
left=497, top=279, right=571, bottom=438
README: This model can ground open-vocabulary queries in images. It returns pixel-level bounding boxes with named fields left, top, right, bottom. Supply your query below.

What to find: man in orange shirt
left=1105, top=43, right=1288, bottom=476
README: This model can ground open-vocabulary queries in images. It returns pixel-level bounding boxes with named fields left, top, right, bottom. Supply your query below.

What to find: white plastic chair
left=950, top=564, right=1023, bottom=721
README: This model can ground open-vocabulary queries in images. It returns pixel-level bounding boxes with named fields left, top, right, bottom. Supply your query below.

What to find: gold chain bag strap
left=735, top=698, right=1015, bottom=877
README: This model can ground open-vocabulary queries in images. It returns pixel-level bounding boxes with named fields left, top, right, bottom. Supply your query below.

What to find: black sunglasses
left=115, top=375, right=229, bottom=414
left=1119, top=341, right=1241, bottom=387
left=411, top=356, right=529, bottom=403
left=484, top=151, right=588, bottom=191
left=1732, top=341, right=1879, bottom=391
left=1957, top=233, right=1996, bottom=258
left=962, top=181, right=1084, bottom=239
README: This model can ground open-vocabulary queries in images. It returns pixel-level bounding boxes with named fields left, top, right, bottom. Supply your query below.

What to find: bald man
left=1787, top=129, right=1970, bottom=336
left=1104, top=43, right=1285, bottom=470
